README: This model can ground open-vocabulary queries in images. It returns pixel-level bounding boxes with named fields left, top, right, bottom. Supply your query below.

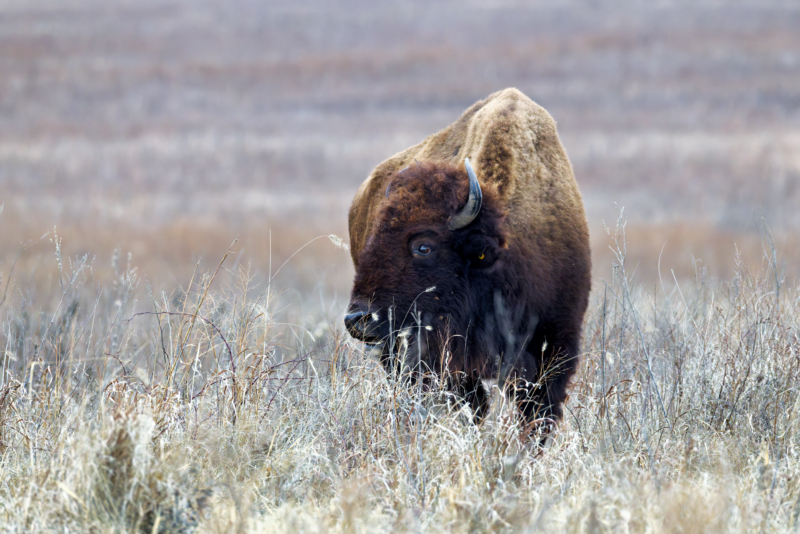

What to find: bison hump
left=348, top=87, right=588, bottom=267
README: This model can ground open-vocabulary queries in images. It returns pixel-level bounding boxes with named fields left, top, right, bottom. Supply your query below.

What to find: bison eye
left=413, top=244, right=432, bottom=257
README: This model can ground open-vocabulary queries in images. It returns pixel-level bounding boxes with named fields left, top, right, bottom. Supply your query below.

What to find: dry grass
left=1, top=213, right=799, bottom=533
left=2, top=1, right=799, bottom=530
left=0, top=201, right=353, bottom=306
left=590, top=218, right=800, bottom=283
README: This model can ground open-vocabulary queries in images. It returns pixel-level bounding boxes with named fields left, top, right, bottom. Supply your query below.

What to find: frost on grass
left=0, top=236, right=799, bottom=533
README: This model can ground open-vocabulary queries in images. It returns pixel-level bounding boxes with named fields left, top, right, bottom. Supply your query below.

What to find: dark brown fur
left=347, top=161, right=589, bottom=434
left=346, top=89, right=591, bottom=436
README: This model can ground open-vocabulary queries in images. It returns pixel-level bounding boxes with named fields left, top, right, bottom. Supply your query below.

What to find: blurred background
left=1, top=0, right=799, bottom=307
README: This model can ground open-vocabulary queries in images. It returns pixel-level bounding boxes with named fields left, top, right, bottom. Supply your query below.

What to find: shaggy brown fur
left=346, top=88, right=591, bottom=434
left=351, top=163, right=508, bottom=373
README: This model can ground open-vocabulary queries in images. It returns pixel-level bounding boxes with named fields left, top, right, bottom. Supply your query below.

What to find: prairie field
left=1, top=218, right=799, bottom=532
left=1, top=0, right=800, bottom=532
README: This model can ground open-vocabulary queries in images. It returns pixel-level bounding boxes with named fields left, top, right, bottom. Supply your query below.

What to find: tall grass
left=0, top=220, right=798, bottom=533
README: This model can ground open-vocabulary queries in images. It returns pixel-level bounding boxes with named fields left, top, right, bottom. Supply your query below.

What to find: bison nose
left=344, top=304, right=382, bottom=343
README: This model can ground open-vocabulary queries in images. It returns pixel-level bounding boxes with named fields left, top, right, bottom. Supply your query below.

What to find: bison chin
left=345, top=302, right=442, bottom=378
left=345, top=301, right=490, bottom=418
left=380, top=325, right=434, bottom=383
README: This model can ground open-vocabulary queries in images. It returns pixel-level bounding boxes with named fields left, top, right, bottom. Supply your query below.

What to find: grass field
left=1, top=214, right=798, bottom=533
left=2, top=0, right=800, bottom=531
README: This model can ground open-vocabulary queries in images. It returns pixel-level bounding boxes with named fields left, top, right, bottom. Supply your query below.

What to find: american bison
left=345, top=88, right=591, bottom=433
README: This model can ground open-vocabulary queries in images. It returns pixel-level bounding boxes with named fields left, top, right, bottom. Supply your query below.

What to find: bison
left=344, top=88, right=591, bottom=433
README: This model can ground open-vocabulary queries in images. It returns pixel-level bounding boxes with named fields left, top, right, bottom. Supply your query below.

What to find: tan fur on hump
left=348, top=87, right=589, bottom=269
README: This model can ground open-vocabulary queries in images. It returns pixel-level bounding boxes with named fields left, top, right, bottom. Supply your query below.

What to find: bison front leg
left=501, top=351, right=547, bottom=433
left=504, top=324, right=580, bottom=440
left=447, top=373, right=489, bottom=424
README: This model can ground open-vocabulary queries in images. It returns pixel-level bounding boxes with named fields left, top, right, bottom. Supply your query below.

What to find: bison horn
left=448, top=158, right=483, bottom=230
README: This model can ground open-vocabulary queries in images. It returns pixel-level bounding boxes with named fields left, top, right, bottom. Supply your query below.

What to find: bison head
left=345, top=159, right=508, bottom=379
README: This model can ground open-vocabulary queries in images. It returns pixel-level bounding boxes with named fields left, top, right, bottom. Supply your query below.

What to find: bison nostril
left=344, top=311, right=367, bottom=334
left=344, top=306, right=382, bottom=342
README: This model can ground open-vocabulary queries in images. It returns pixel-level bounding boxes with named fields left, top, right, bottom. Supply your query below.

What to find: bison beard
left=345, top=161, right=584, bottom=437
